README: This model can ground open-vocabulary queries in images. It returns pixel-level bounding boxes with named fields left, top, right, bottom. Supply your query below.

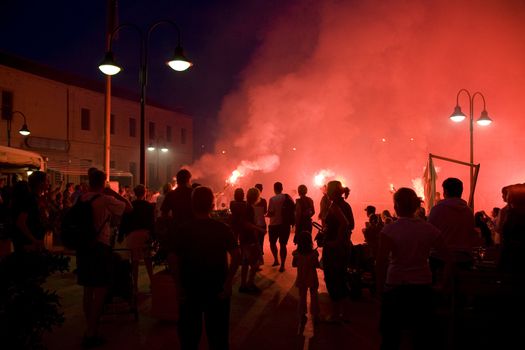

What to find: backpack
left=282, top=194, right=296, bottom=226
left=60, top=194, right=104, bottom=250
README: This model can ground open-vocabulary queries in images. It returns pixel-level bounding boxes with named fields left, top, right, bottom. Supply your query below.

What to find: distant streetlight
left=4, top=110, right=31, bottom=147
left=449, top=89, right=493, bottom=209
left=98, top=19, right=192, bottom=185
left=147, top=138, right=169, bottom=189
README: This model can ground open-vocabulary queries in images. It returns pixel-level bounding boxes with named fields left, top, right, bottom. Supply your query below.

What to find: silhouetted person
left=169, top=186, right=241, bottom=350
left=267, top=182, right=293, bottom=272
left=376, top=188, right=443, bottom=350
left=428, top=178, right=479, bottom=285
left=229, top=188, right=247, bottom=243
left=322, top=180, right=354, bottom=322
left=294, top=184, right=315, bottom=241
left=161, top=169, right=193, bottom=225
left=11, top=171, right=48, bottom=253
left=474, top=211, right=493, bottom=247
left=292, top=230, right=320, bottom=328
left=119, top=184, right=155, bottom=293
left=253, top=183, right=267, bottom=264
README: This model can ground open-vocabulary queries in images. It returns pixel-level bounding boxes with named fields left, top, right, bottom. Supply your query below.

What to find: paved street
left=42, top=238, right=382, bottom=350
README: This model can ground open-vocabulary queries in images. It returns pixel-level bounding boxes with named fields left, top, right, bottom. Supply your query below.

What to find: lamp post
left=449, top=89, right=493, bottom=209
left=98, top=20, right=192, bottom=185
left=5, top=110, right=31, bottom=147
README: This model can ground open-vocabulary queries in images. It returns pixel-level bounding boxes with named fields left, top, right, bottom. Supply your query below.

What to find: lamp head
left=476, top=110, right=493, bottom=126
left=98, top=52, right=122, bottom=76
left=147, top=145, right=156, bottom=152
left=160, top=147, right=169, bottom=153
left=449, top=105, right=466, bottom=122
left=167, top=45, right=193, bottom=72
left=19, top=124, right=31, bottom=136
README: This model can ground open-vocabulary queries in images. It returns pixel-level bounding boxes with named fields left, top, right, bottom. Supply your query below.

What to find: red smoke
left=189, top=0, right=525, bottom=242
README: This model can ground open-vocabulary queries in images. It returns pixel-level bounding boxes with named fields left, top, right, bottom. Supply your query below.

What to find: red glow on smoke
left=189, top=0, right=525, bottom=242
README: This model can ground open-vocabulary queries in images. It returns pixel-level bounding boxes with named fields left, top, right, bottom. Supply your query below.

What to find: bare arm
left=219, top=246, right=241, bottom=299
left=103, top=187, right=132, bottom=213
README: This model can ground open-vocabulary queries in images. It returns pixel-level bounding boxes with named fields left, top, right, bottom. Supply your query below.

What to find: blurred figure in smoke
left=239, top=188, right=266, bottom=294
left=381, top=210, right=395, bottom=225
left=267, top=182, right=293, bottom=272
left=474, top=211, right=493, bottom=247
left=322, top=180, right=354, bottom=323
left=253, top=184, right=267, bottom=265
left=318, top=184, right=330, bottom=226
left=294, top=184, right=315, bottom=244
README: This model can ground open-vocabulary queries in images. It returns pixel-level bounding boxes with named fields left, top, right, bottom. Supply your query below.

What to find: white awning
left=47, top=158, right=133, bottom=177
left=0, top=145, right=45, bottom=171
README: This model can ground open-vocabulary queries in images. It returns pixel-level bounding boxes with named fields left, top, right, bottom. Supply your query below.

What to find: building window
left=1, top=91, right=14, bottom=120
left=110, top=160, right=116, bottom=169
left=129, top=117, right=136, bottom=137
left=149, top=122, right=156, bottom=140
left=166, top=126, right=172, bottom=142
left=81, top=108, right=90, bottom=131
left=181, top=128, right=187, bottom=145
left=110, top=114, right=115, bottom=134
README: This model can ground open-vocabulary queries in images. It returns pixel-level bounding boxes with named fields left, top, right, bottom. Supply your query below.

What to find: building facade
left=0, top=52, right=193, bottom=190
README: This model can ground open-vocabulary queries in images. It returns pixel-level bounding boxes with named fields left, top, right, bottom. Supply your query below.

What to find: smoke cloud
left=190, top=0, right=525, bottom=241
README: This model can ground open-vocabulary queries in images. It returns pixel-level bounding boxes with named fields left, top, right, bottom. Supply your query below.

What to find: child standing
left=292, top=231, right=320, bottom=326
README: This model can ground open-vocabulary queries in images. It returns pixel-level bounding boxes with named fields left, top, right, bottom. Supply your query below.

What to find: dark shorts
left=268, top=224, right=291, bottom=245
left=76, top=242, right=114, bottom=287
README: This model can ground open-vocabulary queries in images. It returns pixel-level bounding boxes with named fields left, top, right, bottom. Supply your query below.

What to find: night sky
left=0, top=0, right=283, bottom=150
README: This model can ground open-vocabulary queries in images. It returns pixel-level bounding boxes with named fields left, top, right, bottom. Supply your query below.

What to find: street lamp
left=449, top=89, right=493, bottom=209
left=98, top=20, right=192, bottom=185
left=4, top=110, right=31, bottom=147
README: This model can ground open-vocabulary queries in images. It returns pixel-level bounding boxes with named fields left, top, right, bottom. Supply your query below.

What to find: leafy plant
left=0, top=251, right=70, bottom=349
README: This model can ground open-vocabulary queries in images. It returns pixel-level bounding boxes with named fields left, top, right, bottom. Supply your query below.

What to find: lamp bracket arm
left=456, top=88, right=472, bottom=107
left=471, top=91, right=487, bottom=110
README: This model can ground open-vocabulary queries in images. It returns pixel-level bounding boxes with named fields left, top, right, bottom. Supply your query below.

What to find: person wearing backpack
left=267, top=182, right=294, bottom=272
left=76, top=169, right=131, bottom=348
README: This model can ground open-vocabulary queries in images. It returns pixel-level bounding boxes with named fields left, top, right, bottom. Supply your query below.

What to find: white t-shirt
left=268, top=193, right=286, bottom=226
left=381, top=217, right=441, bottom=285
left=81, top=191, right=126, bottom=246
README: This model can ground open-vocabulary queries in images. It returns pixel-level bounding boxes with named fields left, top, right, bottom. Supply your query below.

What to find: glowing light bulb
left=382, top=138, right=386, bottom=142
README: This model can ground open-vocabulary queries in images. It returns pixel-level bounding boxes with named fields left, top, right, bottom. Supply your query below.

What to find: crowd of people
left=0, top=168, right=524, bottom=350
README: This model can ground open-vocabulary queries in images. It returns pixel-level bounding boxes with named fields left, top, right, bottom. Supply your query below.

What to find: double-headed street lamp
left=98, top=20, right=192, bottom=185
left=449, top=89, right=493, bottom=209
left=148, top=139, right=169, bottom=190
left=4, top=110, right=31, bottom=147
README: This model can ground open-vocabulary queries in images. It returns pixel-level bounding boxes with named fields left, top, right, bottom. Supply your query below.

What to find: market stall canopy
left=0, top=145, right=45, bottom=171
left=47, top=158, right=132, bottom=177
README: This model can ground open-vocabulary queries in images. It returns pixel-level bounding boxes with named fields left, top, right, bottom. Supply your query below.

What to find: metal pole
left=469, top=97, right=474, bottom=210
left=139, top=36, right=147, bottom=186
left=6, top=119, right=11, bottom=147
